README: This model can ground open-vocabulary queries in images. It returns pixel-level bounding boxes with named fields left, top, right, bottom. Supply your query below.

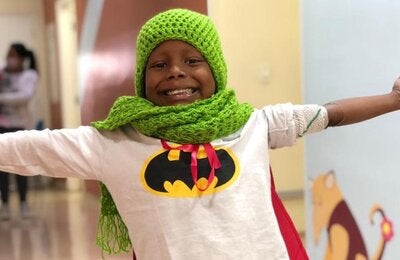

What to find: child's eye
left=149, top=62, right=167, bottom=69
left=185, top=58, right=203, bottom=65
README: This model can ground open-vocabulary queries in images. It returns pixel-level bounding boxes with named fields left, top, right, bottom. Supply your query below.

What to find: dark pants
left=0, top=127, right=27, bottom=205
left=0, top=173, right=28, bottom=204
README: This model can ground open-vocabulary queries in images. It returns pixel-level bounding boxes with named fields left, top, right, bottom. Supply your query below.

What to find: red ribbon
left=161, top=140, right=221, bottom=191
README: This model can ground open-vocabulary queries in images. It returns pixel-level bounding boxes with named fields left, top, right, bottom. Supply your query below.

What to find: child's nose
left=167, top=64, right=186, bottom=79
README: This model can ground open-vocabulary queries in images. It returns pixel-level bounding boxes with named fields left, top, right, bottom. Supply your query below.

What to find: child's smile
left=145, top=40, right=216, bottom=106
left=165, top=87, right=196, bottom=96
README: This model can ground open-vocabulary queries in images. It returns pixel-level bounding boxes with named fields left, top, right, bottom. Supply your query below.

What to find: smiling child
left=0, top=8, right=399, bottom=260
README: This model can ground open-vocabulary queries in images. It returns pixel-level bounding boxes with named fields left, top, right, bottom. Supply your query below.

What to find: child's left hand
left=393, top=77, right=400, bottom=93
left=392, top=77, right=400, bottom=104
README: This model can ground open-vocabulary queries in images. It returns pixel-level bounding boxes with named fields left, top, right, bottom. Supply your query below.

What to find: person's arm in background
left=0, top=70, right=38, bottom=105
left=325, top=77, right=400, bottom=126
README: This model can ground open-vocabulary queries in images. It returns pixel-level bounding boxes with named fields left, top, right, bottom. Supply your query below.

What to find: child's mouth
left=165, top=88, right=196, bottom=96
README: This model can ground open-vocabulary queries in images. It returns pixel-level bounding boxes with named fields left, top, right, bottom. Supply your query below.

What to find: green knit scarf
left=92, top=89, right=253, bottom=254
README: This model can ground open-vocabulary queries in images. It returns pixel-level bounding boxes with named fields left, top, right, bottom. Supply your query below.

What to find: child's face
left=145, top=40, right=216, bottom=106
left=6, top=48, right=24, bottom=71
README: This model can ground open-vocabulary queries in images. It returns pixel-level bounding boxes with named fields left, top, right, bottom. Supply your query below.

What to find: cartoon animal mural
left=310, top=170, right=394, bottom=260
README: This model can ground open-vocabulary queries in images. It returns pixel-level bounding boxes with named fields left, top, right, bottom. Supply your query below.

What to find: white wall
left=302, top=1, right=400, bottom=258
left=0, top=15, right=34, bottom=64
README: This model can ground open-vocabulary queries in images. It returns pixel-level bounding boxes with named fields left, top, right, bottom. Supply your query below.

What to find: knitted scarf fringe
left=96, top=183, right=132, bottom=255
left=92, top=89, right=253, bottom=255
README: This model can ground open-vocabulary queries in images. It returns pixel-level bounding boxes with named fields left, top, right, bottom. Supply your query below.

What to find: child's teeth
left=167, top=88, right=193, bottom=95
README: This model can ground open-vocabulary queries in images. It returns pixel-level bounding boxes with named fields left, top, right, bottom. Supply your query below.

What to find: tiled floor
left=0, top=187, right=133, bottom=260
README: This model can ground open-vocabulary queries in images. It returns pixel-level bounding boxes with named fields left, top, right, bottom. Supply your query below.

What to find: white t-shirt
left=0, top=69, right=38, bottom=129
left=0, top=103, right=327, bottom=259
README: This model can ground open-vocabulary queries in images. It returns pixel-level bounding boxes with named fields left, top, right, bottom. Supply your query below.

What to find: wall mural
left=310, top=171, right=394, bottom=259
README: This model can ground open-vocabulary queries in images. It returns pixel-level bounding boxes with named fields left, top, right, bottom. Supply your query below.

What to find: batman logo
left=140, top=147, right=239, bottom=197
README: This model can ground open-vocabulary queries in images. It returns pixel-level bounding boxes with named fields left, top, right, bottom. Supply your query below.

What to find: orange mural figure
left=311, top=171, right=394, bottom=260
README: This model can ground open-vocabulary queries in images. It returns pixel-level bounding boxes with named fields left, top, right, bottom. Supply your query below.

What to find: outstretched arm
left=325, top=77, right=400, bottom=127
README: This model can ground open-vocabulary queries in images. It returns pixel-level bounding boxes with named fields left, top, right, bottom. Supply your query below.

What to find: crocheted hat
left=135, top=8, right=227, bottom=98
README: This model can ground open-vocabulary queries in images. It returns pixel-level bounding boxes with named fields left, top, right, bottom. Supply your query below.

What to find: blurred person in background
left=0, top=43, right=38, bottom=220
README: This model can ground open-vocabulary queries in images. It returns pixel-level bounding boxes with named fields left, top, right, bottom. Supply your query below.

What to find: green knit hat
left=135, top=8, right=227, bottom=97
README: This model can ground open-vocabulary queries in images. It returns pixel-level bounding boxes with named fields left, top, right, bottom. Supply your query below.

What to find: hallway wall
left=208, top=0, right=305, bottom=233
left=302, top=1, right=400, bottom=258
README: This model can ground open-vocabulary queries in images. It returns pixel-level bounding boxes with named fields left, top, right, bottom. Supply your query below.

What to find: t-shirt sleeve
left=0, top=126, right=104, bottom=180
left=263, top=103, right=328, bottom=149
left=293, top=104, right=328, bottom=137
